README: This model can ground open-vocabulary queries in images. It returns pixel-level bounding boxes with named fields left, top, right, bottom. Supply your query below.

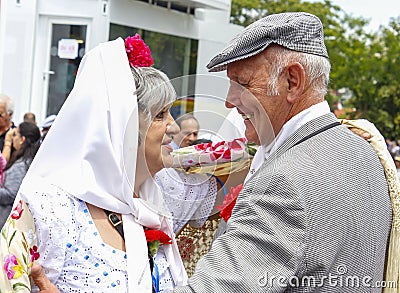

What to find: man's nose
left=225, top=84, right=242, bottom=109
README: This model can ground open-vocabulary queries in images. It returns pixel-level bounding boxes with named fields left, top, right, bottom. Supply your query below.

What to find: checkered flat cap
left=207, top=12, right=328, bottom=72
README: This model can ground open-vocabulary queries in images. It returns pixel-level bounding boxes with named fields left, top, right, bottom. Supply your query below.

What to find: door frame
left=31, top=15, right=91, bottom=122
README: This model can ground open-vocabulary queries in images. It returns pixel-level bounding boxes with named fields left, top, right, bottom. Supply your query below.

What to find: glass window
left=47, top=24, right=86, bottom=116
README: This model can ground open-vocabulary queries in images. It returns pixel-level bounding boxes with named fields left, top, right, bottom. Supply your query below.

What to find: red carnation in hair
left=125, top=34, right=154, bottom=67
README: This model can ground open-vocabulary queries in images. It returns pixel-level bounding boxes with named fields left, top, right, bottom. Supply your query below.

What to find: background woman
left=0, top=36, right=187, bottom=292
left=0, top=122, right=40, bottom=228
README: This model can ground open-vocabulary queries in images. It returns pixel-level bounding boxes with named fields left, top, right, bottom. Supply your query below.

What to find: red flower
left=216, top=184, right=244, bottom=222
left=10, top=200, right=24, bottom=220
left=125, top=34, right=154, bottom=67
left=144, top=229, right=172, bottom=257
left=144, top=230, right=172, bottom=244
left=29, top=246, right=40, bottom=262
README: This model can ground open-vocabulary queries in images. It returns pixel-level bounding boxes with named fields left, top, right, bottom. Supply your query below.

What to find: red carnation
left=216, top=183, right=244, bottom=222
left=144, top=229, right=172, bottom=257
left=125, top=34, right=154, bottom=67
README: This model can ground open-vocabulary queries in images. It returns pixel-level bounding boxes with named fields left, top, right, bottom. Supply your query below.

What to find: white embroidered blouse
left=0, top=184, right=175, bottom=293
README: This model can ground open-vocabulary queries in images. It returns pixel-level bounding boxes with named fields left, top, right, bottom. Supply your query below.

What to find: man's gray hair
left=265, top=45, right=331, bottom=96
left=130, top=67, right=176, bottom=123
left=0, top=93, right=14, bottom=115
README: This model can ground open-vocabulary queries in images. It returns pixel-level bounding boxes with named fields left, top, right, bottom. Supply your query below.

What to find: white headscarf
left=19, top=38, right=187, bottom=292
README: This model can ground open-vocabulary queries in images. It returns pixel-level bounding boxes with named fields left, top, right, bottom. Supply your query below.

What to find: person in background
left=0, top=122, right=41, bottom=229
left=39, top=114, right=57, bottom=141
left=395, top=156, right=400, bottom=179
left=170, top=114, right=199, bottom=149
left=23, top=112, right=37, bottom=124
left=0, top=94, right=16, bottom=151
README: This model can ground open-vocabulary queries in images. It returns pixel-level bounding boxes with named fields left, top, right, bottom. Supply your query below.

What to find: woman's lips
left=162, top=144, right=173, bottom=152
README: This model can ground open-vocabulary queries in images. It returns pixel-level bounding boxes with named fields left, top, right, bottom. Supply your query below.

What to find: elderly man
left=32, top=12, right=392, bottom=293
left=171, top=12, right=391, bottom=292
left=0, top=94, right=16, bottom=151
left=170, top=113, right=199, bottom=149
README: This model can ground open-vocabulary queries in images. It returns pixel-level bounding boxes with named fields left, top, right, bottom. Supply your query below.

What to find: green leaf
left=1, top=226, right=6, bottom=240
left=148, top=240, right=160, bottom=257
left=22, top=253, right=27, bottom=265
left=8, top=230, right=17, bottom=247
left=12, top=282, right=30, bottom=290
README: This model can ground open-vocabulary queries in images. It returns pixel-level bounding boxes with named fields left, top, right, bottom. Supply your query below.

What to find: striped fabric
left=207, top=12, right=329, bottom=72
left=173, top=113, right=392, bottom=292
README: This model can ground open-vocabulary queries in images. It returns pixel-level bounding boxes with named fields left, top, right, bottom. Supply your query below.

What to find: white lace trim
left=155, top=168, right=217, bottom=233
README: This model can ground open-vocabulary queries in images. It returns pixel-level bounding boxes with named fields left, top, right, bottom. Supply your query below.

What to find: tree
left=230, top=0, right=400, bottom=139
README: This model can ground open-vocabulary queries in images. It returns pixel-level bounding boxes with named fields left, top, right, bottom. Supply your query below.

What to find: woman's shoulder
left=21, top=183, right=81, bottom=226
left=6, top=158, right=26, bottom=170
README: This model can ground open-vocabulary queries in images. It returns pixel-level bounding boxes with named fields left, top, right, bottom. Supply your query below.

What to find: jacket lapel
left=260, top=112, right=339, bottom=170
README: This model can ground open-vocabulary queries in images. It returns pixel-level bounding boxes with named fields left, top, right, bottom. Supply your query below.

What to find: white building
left=0, top=0, right=243, bottom=134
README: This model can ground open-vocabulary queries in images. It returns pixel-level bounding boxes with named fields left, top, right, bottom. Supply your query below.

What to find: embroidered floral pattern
left=10, top=199, right=24, bottom=220
left=194, top=138, right=247, bottom=161
left=3, top=254, right=24, bottom=280
left=0, top=197, right=39, bottom=291
left=29, top=245, right=40, bottom=262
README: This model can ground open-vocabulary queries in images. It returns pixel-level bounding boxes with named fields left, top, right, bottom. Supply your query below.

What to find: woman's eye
left=156, top=111, right=165, bottom=119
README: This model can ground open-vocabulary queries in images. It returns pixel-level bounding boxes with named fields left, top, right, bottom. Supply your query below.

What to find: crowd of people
left=0, top=11, right=399, bottom=293
left=387, top=138, right=400, bottom=178
left=0, top=94, right=57, bottom=229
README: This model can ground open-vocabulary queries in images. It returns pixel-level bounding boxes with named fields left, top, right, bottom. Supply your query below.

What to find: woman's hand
left=349, top=127, right=371, bottom=140
left=2, top=128, right=15, bottom=161
left=31, top=264, right=60, bottom=293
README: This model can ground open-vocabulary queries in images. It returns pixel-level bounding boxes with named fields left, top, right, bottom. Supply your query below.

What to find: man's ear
left=285, top=62, right=305, bottom=104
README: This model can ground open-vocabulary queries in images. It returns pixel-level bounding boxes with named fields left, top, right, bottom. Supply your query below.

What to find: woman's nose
left=225, top=100, right=235, bottom=108
left=166, top=114, right=179, bottom=135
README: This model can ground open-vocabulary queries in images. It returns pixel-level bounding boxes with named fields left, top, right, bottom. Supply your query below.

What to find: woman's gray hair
left=130, top=67, right=176, bottom=122
left=130, top=67, right=176, bottom=144
left=265, top=45, right=331, bottom=96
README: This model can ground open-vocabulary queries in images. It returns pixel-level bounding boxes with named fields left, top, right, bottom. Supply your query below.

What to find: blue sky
left=310, top=0, right=400, bottom=32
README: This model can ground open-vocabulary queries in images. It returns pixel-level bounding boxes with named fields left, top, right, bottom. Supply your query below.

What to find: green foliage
left=231, top=0, right=400, bottom=139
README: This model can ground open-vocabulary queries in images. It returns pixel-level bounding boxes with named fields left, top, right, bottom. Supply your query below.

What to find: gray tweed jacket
left=0, top=159, right=29, bottom=229
left=173, top=113, right=392, bottom=293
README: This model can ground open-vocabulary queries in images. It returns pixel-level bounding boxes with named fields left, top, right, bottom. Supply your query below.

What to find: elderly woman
left=0, top=36, right=187, bottom=292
